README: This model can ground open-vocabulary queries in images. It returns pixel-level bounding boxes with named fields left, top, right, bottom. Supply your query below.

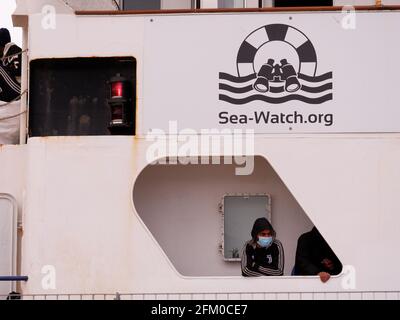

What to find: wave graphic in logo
left=219, top=24, right=333, bottom=105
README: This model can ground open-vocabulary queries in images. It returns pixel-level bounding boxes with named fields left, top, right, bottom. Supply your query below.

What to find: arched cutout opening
left=133, top=156, right=342, bottom=277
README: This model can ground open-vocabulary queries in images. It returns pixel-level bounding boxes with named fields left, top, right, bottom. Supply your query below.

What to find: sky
left=0, top=0, right=22, bottom=46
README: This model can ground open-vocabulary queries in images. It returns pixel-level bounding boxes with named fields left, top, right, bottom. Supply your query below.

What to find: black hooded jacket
left=241, top=218, right=284, bottom=277
left=294, top=227, right=342, bottom=276
left=2, top=42, right=22, bottom=79
left=0, top=63, right=20, bottom=102
left=0, top=32, right=21, bottom=102
left=0, top=28, right=21, bottom=102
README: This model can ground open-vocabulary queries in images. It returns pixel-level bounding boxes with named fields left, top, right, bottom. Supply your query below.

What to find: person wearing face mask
left=241, top=217, right=284, bottom=277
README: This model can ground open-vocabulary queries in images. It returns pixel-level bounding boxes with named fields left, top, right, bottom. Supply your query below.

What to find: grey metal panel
left=123, top=0, right=161, bottom=10
left=161, top=0, right=192, bottom=9
left=218, top=0, right=244, bottom=7
left=62, top=0, right=118, bottom=10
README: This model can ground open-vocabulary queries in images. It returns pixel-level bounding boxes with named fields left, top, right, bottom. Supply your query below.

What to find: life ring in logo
left=236, top=24, right=317, bottom=78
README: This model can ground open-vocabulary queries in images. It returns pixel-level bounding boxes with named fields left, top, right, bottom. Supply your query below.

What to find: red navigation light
left=109, top=73, right=127, bottom=99
left=111, top=81, right=124, bottom=98
left=107, top=73, right=133, bottom=135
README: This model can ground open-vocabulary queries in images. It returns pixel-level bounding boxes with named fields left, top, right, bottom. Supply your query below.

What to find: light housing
left=107, top=73, right=133, bottom=135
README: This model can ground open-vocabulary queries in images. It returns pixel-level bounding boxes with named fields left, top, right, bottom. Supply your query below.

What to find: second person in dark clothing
left=294, top=227, right=342, bottom=283
left=241, top=217, right=284, bottom=277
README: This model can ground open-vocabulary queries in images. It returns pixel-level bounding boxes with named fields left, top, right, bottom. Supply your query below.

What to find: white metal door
left=0, top=194, right=17, bottom=298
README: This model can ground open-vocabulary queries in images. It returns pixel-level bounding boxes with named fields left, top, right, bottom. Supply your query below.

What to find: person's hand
left=318, top=272, right=331, bottom=283
left=321, top=258, right=334, bottom=271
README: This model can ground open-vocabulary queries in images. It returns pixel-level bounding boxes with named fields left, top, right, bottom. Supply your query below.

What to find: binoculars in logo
left=253, top=59, right=301, bottom=93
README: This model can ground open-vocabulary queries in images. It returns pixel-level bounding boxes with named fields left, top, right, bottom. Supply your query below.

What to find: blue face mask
left=257, top=236, right=273, bottom=248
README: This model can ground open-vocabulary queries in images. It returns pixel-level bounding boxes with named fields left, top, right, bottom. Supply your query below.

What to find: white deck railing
left=1, top=291, right=399, bottom=300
